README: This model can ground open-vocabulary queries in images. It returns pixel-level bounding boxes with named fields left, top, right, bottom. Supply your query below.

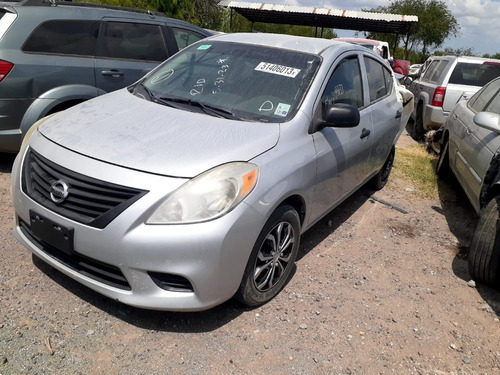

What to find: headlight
left=147, top=162, right=258, bottom=224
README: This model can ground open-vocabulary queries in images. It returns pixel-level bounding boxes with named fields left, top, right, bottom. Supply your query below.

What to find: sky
left=272, top=0, right=500, bottom=56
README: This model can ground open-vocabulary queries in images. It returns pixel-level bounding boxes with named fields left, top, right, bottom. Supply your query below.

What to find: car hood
left=38, top=89, right=280, bottom=177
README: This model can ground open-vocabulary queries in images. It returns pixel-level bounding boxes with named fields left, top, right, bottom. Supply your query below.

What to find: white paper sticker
left=275, top=103, right=291, bottom=117
left=255, top=62, right=301, bottom=78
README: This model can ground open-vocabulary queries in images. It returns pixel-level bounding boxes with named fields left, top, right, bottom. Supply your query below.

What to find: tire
left=370, top=146, right=395, bottom=190
left=414, top=104, right=426, bottom=140
left=435, top=135, right=450, bottom=177
left=235, top=205, right=301, bottom=306
left=468, top=196, right=500, bottom=287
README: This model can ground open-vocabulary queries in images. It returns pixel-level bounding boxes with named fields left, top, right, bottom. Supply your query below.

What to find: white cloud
left=260, top=0, right=500, bottom=55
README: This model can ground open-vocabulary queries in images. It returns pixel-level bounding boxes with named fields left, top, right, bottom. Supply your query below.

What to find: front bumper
left=11, top=140, right=264, bottom=311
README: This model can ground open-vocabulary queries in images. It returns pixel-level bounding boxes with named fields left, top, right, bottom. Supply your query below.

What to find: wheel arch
left=275, top=194, right=307, bottom=228
left=19, top=84, right=105, bottom=136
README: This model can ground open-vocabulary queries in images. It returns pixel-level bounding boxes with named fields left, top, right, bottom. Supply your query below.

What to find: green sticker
left=197, top=45, right=212, bottom=50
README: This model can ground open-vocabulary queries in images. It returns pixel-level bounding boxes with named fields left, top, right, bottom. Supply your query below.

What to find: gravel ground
left=1, top=132, right=499, bottom=375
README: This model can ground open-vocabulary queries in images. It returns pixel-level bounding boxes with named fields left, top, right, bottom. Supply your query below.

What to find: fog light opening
left=148, top=272, right=194, bottom=293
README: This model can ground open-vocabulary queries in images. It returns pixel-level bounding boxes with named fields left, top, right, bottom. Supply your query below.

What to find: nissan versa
left=11, top=33, right=412, bottom=311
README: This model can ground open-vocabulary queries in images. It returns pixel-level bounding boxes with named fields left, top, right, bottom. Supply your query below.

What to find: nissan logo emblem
left=50, top=179, right=69, bottom=203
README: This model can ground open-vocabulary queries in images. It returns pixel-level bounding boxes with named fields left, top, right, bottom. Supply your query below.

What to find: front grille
left=20, top=219, right=131, bottom=290
left=22, top=149, right=147, bottom=229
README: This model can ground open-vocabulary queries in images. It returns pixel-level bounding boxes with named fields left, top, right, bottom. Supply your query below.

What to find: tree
left=364, top=0, right=459, bottom=62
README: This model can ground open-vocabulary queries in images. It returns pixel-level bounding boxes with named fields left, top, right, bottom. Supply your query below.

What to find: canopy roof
left=218, top=1, right=418, bottom=35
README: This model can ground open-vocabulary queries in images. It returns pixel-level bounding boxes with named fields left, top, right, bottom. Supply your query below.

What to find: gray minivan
left=0, top=0, right=212, bottom=153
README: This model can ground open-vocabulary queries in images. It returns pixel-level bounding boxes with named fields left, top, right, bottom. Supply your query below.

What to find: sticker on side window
left=255, top=62, right=301, bottom=78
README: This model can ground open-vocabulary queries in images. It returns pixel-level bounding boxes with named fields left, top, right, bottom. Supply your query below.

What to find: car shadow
left=32, top=254, right=249, bottom=332
left=297, top=186, right=372, bottom=260
left=434, top=162, right=500, bottom=316
left=31, top=187, right=373, bottom=331
left=0, top=152, right=16, bottom=173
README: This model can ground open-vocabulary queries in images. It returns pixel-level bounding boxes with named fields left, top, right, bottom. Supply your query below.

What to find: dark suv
left=0, top=0, right=212, bottom=153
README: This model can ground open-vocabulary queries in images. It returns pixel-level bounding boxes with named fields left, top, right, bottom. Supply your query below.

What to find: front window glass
left=321, top=56, right=363, bottom=117
left=139, top=41, right=321, bottom=122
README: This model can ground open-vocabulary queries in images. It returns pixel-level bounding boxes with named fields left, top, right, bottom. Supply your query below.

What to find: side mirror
left=404, top=76, right=413, bottom=86
left=473, top=112, right=500, bottom=134
left=323, top=103, right=360, bottom=128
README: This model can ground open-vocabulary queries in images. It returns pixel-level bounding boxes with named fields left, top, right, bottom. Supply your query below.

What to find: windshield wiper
left=156, top=96, right=242, bottom=120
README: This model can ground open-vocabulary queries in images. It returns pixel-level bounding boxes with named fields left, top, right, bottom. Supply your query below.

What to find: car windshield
left=138, top=41, right=321, bottom=122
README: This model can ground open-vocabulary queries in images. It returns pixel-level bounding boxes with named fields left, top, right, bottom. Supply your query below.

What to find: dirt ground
left=1, top=130, right=499, bottom=375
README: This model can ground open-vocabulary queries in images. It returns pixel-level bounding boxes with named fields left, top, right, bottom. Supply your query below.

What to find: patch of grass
left=393, top=145, right=439, bottom=199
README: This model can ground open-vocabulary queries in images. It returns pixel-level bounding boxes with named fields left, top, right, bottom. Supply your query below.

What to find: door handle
left=101, top=70, right=124, bottom=78
left=360, top=128, right=371, bottom=139
left=395, top=110, right=402, bottom=119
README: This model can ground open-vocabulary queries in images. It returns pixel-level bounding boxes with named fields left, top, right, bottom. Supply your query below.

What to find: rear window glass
left=423, top=60, right=449, bottom=83
left=22, top=20, right=99, bottom=56
left=469, top=79, right=500, bottom=114
left=364, top=56, right=393, bottom=102
left=173, top=28, right=206, bottom=50
left=449, top=62, right=500, bottom=87
left=98, top=22, right=168, bottom=62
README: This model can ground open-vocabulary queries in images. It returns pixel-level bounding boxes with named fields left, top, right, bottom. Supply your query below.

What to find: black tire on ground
left=435, top=135, right=450, bottom=177
left=468, top=196, right=500, bottom=287
left=235, top=205, right=301, bottom=306
left=370, top=146, right=395, bottom=190
left=414, top=103, right=426, bottom=140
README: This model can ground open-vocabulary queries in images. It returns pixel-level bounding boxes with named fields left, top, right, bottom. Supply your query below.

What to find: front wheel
left=468, top=196, right=500, bottom=287
left=235, top=205, right=301, bottom=306
left=370, top=146, right=395, bottom=190
left=435, top=136, right=450, bottom=177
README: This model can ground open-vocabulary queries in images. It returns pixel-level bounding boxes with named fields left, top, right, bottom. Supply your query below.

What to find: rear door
left=94, top=19, right=170, bottom=93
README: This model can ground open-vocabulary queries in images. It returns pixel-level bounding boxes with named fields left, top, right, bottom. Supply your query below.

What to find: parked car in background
left=408, top=63, right=422, bottom=78
left=436, top=76, right=500, bottom=288
left=11, top=33, right=411, bottom=311
left=406, top=55, right=500, bottom=139
left=334, top=37, right=410, bottom=77
left=0, top=0, right=212, bottom=153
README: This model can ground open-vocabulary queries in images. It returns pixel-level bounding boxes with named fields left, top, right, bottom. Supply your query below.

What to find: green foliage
left=393, top=145, right=439, bottom=199
left=364, top=0, right=459, bottom=61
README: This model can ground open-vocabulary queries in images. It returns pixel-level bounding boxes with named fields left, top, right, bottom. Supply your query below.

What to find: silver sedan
left=437, top=76, right=500, bottom=287
left=11, top=33, right=409, bottom=311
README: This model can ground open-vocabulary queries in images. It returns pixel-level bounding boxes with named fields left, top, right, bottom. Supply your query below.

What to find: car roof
left=208, top=32, right=356, bottom=56
left=428, top=55, right=500, bottom=65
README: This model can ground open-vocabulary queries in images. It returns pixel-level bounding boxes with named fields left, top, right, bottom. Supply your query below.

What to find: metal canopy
left=218, top=1, right=418, bottom=35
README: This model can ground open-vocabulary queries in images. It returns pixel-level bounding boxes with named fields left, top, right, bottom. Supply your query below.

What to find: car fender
left=20, top=85, right=104, bottom=136
left=481, top=151, right=500, bottom=208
